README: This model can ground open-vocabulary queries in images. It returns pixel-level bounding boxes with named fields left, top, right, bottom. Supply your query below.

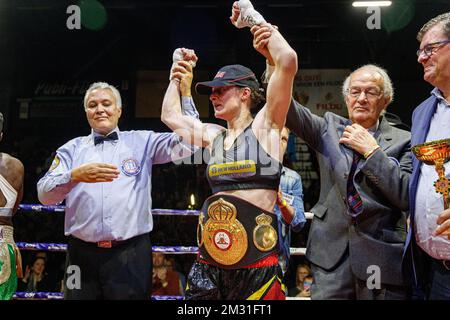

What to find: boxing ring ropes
left=13, top=204, right=313, bottom=300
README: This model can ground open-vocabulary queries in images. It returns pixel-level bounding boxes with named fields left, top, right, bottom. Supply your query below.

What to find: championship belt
left=197, top=194, right=278, bottom=269
left=0, top=226, right=16, bottom=285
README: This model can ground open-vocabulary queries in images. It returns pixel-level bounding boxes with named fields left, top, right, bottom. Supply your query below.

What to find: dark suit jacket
left=404, top=95, right=439, bottom=291
left=286, top=100, right=412, bottom=286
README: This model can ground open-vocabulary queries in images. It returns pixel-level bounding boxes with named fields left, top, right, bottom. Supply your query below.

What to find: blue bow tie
left=94, top=132, right=119, bottom=145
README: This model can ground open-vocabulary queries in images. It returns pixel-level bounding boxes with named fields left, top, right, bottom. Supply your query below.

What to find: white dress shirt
left=415, top=88, right=450, bottom=260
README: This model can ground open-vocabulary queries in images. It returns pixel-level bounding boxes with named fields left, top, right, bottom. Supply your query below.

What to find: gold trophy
left=412, top=138, right=450, bottom=236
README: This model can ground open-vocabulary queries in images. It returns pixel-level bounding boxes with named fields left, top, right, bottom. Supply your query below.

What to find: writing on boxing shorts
left=366, top=265, right=381, bottom=290
left=66, top=265, right=81, bottom=290
left=66, top=5, right=81, bottom=30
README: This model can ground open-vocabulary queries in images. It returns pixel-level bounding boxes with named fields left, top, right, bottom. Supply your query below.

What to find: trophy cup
left=412, top=138, right=450, bottom=236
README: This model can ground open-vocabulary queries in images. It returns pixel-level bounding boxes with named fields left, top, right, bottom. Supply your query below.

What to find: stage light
left=79, top=0, right=107, bottom=31
left=352, top=1, right=392, bottom=7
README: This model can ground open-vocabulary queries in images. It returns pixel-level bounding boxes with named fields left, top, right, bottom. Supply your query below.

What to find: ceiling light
left=352, top=1, right=392, bottom=7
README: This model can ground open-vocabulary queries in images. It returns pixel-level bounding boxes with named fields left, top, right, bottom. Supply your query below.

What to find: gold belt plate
left=203, top=198, right=248, bottom=265
left=253, top=213, right=278, bottom=252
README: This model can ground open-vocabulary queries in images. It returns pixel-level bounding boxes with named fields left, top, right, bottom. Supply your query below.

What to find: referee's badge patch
left=121, top=158, right=141, bottom=176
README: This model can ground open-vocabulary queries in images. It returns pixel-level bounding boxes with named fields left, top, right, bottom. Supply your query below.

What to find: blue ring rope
left=18, top=204, right=200, bottom=216
left=13, top=292, right=183, bottom=300
left=16, top=242, right=199, bottom=253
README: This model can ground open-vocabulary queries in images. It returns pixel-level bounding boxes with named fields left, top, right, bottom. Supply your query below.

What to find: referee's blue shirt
left=38, top=99, right=199, bottom=243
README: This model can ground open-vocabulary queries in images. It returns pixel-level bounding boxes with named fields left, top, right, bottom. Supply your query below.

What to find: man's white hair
left=83, top=82, right=122, bottom=110
left=342, top=64, right=394, bottom=105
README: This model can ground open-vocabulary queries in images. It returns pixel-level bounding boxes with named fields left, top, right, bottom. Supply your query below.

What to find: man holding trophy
left=408, top=12, right=450, bottom=300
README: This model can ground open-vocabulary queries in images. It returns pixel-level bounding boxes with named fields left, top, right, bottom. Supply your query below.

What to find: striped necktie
left=346, top=151, right=363, bottom=217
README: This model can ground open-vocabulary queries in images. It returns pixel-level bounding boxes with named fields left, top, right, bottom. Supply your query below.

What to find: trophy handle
left=435, top=159, right=450, bottom=210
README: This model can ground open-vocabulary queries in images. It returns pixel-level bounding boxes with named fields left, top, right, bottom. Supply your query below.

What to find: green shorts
left=0, top=243, right=18, bottom=300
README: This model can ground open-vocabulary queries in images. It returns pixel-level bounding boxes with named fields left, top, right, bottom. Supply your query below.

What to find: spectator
left=288, top=264, right=313, bottom=298
left=164, top=256, right=187, bottom=295
left=18, top=256, right=55, bottom=292
left=152, top=252, right=183, bottom=296
left=274, top=128, right=306, bottom=276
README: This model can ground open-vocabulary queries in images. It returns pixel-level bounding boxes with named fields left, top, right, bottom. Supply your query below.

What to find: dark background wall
left=2, top=1, right=449, bottom=127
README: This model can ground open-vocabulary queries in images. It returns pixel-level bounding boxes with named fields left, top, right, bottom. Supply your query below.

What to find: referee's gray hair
left=83, top=82, right=122, bottom=110
left=342, top=64, right=394, bottom=105
left=0, top=112, right=3, bottom=133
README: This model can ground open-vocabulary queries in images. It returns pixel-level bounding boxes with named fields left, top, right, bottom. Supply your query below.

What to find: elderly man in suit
left=406, top=12, right=450, bottom=300
left=287, top=65, right=412, bottom=299
left=252, top=20, right=412, bottom=297
left=258, top=62, right=410, bottom=299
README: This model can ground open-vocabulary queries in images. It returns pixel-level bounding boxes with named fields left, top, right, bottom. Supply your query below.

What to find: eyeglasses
left=416, top=39, right=450, bottom=58
left=346, top=87, right=383, bottom=100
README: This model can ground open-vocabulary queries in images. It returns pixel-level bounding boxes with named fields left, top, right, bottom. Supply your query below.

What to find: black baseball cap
left=195, top=64, right=260, bottom=95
